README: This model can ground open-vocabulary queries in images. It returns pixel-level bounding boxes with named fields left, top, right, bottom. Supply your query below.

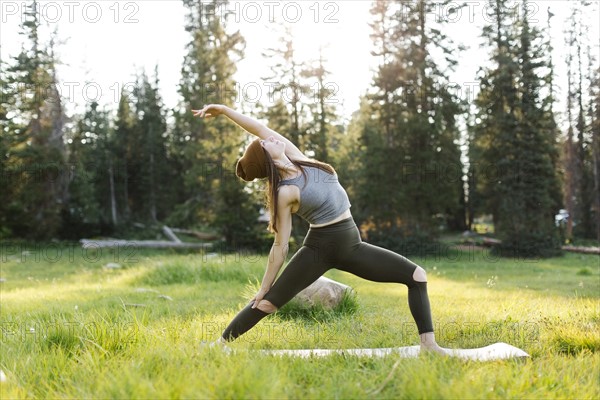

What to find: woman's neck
left=279, top=165, right=302, bottom=180
left=272, top=155, right=302, bottom=180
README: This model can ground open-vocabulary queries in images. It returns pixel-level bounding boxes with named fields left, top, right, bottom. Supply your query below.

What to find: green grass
left=1, top=242, right=599, bottom=399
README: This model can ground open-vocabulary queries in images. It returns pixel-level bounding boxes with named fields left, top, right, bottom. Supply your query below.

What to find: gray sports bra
left=279, top=166, right=351, bottom=225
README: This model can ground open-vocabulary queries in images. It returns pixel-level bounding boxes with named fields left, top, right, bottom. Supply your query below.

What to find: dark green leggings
left=222, top=217, right=434, bottom=341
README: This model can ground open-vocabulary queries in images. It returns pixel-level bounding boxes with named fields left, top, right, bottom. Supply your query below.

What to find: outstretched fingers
left=191, top=106, right=215, bottom=118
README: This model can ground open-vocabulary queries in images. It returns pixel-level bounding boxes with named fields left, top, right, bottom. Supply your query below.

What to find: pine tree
left=0, top=54, right=16, bottom=237
left=129, top=69, right=170, bottom=223
left=344, top=95, right=385, bottom=228
left=590, top=62, right=600, bottom=242
left=301, top=45, right=340, bottom=163
left=63, top=101, right=111, bottom=237
left=471, top=0, right=562, bottom=257
left=504, top=0, right=560, bottom=255
left=471, top=0, right=520, bottom=234
left=3, top=1, right=67, bottom=239
left=576, top=4, right=599, bottom=240
left=261, top=25, right=311, bottom=151
left=112, top=87, right=137, bottom=222
left=360, top=0, right=465, bottom=253
left=172, top=0, right=257, bottom=249
left=573, top=5, right=592, bottom=239
left=563, top=8, right=578, bottom=242
left=542, top=5, right=564, bottom=230
left=361, top=0, right=408, bottom=234
left=562, top=1, right=598, bottom=241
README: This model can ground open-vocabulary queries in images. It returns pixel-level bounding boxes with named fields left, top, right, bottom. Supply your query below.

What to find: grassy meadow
left=0, top=241, right=599, bottom=399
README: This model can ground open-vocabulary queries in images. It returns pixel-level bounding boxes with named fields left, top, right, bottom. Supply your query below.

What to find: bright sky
left=1, top=1, right=599, bottom=129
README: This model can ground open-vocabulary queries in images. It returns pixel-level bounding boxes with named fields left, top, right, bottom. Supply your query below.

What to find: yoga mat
left=260, top=342, right=529, bottom=361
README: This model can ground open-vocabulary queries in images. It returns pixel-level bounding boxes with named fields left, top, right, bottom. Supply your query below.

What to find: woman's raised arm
left=192, top=105, right=309, bottom=161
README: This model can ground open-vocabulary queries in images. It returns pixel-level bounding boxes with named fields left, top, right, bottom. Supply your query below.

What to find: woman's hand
left=192, top=104, right=225, bottom=119
left=251, top=287, right=270, bottom=309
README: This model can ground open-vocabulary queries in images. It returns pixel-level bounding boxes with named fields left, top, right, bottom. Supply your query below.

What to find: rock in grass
left=0, top=370, right=6, bottom=382
left=158, top=295, right=173, bottom=301
left=0, top=278, right=6, bottom=283
left=295, top=276, right=353, bottom=309
left=103, top=263, right=122, bottom=269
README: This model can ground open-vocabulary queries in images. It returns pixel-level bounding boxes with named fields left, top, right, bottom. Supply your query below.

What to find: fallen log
left=482, top=237, right=502, bottom=247
left=463, top=238, right=599, bottom=255
left=561, top=246, right=600, bottom=255
left=170, top=228, right=222, bottom=241
left=162, top=226, right=182, bottom=243
left=80, top=239, right=211, bottom=249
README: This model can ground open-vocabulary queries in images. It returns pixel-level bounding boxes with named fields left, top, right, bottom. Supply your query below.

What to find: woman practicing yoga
left=192, top=104, right=447, bottom=354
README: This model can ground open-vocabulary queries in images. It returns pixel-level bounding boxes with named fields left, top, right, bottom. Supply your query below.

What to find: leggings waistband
left=308, top=217, right=356, bottom=233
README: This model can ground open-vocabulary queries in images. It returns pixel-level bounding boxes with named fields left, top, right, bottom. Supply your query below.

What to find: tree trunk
left=109, top=161, right=118, bottom=225
left=123, top=160, right=130, bottom=220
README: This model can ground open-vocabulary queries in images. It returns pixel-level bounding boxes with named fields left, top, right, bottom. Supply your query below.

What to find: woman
left=192, top=104, right=447, bottom=354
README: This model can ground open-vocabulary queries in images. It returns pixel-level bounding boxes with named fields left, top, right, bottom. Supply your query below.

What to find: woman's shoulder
left=277, top=184, right=300, bottom=207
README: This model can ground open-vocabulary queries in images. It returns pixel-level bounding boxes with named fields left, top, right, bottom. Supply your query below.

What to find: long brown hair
left=263, top=153, right=337, bottom=234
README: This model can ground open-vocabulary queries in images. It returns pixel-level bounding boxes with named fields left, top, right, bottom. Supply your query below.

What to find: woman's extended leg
left=333, top=241, right=433, bottom=334
left=221, top=245, right=328, bottom=341
left=331, top=230, right=447, bottom=353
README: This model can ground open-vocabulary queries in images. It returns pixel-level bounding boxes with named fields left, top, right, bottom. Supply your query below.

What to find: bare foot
left=419, top=332, right=450, bottom=356
left=420, top=343, right=450, bottom=356
left=200, top=338, right=232, bottom=353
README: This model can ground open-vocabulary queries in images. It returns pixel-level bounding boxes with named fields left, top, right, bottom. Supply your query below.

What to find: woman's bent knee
left=256, top=300, right=278, bottom=313
left=412, top=266, right=427, bottom=282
